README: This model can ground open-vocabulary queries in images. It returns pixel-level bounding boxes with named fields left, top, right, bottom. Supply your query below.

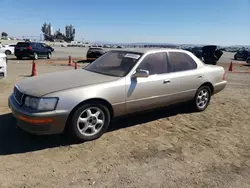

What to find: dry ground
left=0, top=57, right=250, bottom=188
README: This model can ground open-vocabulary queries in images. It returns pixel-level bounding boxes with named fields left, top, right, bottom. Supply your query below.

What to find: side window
left=168, top=52, right=197, bottom=72
left=31, top=43, right=38, bottom=48
left=137, top=52, right=168, bottom=75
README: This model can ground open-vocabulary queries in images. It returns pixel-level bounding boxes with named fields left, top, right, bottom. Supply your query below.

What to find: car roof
left=89, top=47, right=103, bottom=49
left=109, top=48, right=189, bottom=54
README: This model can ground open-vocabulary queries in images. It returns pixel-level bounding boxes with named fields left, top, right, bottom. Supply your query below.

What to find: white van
left=0, top=53, right=7, bottom=78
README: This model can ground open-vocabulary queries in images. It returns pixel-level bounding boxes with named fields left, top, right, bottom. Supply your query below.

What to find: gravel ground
left=0, top=55, right=250, bottom=188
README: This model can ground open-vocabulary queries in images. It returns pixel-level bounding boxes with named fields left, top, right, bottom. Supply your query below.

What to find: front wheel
left=33, top=52, right=38, bottom=60
left=47, top=52, right=52, bottom=59
left=247, top=58, right=250, bottom=64
left=69, top=103, right=111, bottom=141
left=192, top=86, right=211, bottom=112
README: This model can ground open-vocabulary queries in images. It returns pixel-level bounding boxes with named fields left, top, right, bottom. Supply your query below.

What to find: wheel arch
left=5, top=50, right=11, bottom=54
left=65, top=98, right=114, bottom=131
left=199, top=82, right=214, bottom=95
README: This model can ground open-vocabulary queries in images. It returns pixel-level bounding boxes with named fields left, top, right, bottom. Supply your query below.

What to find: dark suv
left=234, top=49, right=250, bottom=61
left=86, top=47, right=106, bottom=61
left=14, top=42, right=52, bottom=60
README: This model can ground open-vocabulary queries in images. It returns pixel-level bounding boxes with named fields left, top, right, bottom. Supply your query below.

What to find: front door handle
left=163, top=80, right=170, bottom=84
left=197, top=76, right=202, bottom=79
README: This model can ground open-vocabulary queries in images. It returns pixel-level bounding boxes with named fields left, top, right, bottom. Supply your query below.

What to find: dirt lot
left=0, top=57, right=250, bottom=188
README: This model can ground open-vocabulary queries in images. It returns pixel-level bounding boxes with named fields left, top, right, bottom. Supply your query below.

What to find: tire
left=5, top=50, right=11, bottom=55
left=247, top=58, right=250, bottom=64
left=68, top=102, right=111, bottom=141
left=47, top=52, right=52, bottom=59
left=192, top=86, right=211, bottom=112
left=234, top=55, right=237, bottom=60
left=33, top=52, right=38, bottom=60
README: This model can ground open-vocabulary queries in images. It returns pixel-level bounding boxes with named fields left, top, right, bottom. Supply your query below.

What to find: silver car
left=8, top=48, right=227, bottom=141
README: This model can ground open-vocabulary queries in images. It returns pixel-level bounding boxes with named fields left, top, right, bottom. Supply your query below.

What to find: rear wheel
left=5, top=50, right=11, bottom=55
left=192, top=86, right=211, bottom=112
left=33, top=52, right=38, bottom=60
left=247, top=58, right=250, bottom=64
left=68, top=103, right=111, bottom=141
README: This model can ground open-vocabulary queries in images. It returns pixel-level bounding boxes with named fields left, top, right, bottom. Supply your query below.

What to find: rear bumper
left=8, top=94, right=69, bottom=135
left=213, top=80, right=227, bottom=95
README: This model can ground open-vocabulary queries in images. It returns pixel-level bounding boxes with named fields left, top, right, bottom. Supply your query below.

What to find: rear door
left=165, top=51, right=204, bottom=103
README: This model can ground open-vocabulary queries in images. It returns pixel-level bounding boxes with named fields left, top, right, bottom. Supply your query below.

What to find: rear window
left=88, top=48, right=104, bottom=52
left=16, top=42, right=30, bottom=47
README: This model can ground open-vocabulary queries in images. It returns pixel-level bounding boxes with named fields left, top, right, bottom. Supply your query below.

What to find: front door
left=125, top=52, right=174, bottom=114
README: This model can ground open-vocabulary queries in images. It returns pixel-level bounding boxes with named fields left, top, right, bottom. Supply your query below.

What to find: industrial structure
left=41, top=22, right=75, bottom=42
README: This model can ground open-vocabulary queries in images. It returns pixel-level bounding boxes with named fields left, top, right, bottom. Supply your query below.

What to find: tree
left=1, top=32, right=8, bottom=37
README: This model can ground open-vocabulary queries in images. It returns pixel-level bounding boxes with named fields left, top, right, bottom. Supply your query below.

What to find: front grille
left=13, top=85, right=24, bottom=105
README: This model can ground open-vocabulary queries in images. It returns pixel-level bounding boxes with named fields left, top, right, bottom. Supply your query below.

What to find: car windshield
left=85, top=51, right=143, bottom=77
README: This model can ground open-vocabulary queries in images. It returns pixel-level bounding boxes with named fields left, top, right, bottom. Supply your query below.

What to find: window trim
left=166, top=51, right=198, bottom=73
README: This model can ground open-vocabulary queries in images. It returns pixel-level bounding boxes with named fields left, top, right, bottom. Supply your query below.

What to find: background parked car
left=0, top=52, right=7, bottom=77
left=14, top=42, right=52, bottom=60
left=86, top=47, right=106, bottom=61
left=234, top=49, right=250, bottom=61
left=202, top=45, right=223, bottom=65
left=0, top=44, right=15, bottom=55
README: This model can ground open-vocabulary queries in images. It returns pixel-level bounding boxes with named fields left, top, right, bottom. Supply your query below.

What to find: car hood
left=16, top=69, right=120, bottom=97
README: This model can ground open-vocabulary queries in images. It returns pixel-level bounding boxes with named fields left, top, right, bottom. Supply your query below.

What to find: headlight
left=24, top=96, right=58, bottom=111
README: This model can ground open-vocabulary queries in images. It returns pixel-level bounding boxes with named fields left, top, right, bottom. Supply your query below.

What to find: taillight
left=223, top=70, right=226, bottom=80
left=27, top=46, right=32, bottom=50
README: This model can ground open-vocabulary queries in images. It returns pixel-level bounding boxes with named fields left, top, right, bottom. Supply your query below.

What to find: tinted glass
left=168, top=52, right=197, bottom=72
left=137, top=52, right=168, bottom=75
left=85, top=51, right=142, bottom=77
left=88, top=48, right=104, bottom=53
left=16, top=42, right=30, bottom=47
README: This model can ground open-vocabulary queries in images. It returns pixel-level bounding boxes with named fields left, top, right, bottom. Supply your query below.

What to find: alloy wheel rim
left=77, top=107, right=105, bottom=136
left=196, top=89, right=209, bottom=109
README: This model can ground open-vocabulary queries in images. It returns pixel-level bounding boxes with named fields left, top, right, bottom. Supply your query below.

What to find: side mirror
left=132, top=69, right=149, bottom=78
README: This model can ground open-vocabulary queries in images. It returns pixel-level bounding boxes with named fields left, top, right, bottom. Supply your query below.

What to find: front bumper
left=8, top=94, right=69, bottom=135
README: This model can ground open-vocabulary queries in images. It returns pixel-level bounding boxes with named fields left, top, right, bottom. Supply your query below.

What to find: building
left=65, top=24, right=75, bottom=40
left=41, top=22, right=76, bottom=42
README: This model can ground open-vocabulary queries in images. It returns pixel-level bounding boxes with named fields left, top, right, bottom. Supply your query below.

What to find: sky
left=0, top=0, right=249, bottom=46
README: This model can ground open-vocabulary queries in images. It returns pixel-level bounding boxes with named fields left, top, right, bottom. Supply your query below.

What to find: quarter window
left=168, top=52, right=197, bottom=72
left=137, top=52, right=168, bottom=75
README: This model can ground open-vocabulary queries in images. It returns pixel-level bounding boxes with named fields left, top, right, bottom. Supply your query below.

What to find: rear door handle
left=163, top=80, right=170, bottom=84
